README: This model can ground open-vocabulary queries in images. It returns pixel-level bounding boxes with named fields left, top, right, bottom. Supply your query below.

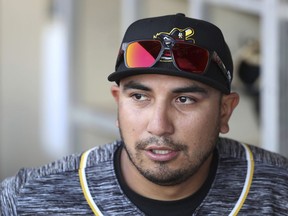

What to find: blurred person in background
left=1, top=13, right=287, bottom=215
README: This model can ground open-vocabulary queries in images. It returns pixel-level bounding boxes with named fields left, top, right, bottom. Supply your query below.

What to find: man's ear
left=111, top=84, right=120, bottom=103
left=220, top=92, right=240, bottom=134
left=111, top=85, right=120, bottom=128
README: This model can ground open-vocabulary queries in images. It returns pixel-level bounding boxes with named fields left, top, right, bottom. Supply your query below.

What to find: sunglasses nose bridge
left=159, top=37, right=174, bottom=56
left=159, top=41, right=174, bottom=62
left=162, top=38, right=174, bottom=49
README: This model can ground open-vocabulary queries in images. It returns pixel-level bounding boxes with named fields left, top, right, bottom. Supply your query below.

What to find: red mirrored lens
left=126, top=41, right=161, bottom=68
left=172, top=43, right=209, bottom=73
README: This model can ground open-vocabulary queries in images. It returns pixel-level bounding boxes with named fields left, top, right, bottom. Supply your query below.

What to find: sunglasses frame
left=116, top=38, right=231, bottom=90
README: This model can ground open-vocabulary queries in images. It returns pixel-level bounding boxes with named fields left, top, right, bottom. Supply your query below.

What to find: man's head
left=109, top=14, right=239, bottom=193
left=108, top=13, right=233, bottom=94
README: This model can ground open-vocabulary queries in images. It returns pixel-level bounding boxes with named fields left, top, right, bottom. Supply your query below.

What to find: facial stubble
left=118, top=120, right=220, bottom=187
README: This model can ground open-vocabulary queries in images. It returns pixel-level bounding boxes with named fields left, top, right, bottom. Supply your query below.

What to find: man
left=1, top=13, right=287, bottom=215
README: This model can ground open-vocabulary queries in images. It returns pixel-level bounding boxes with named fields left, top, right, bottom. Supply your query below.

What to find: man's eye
left=132, top=93, right=147, bottom=101
left=176, top=96, right=195, bottom=104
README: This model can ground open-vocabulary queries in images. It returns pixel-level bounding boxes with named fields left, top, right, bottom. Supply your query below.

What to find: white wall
left=0, top=0, right=51, bottom=179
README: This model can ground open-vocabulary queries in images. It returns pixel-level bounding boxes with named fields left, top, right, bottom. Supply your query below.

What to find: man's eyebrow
left=122, top=81, right=208, bottom=94
left=172, top=85, right=208, bottom=95
left=122, top=81, right=151, bottom=91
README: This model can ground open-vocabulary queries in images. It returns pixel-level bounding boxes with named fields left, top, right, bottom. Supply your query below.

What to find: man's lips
left=144, top=146, right=179, bottom=162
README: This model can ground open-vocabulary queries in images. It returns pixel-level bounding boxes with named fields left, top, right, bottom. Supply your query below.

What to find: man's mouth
left=151, top=149, right=172, bottom=155
left=145, top=147, right=179, bottom=162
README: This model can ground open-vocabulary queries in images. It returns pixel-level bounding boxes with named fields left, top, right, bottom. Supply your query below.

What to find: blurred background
left=1, top=0, right=288, bottom=180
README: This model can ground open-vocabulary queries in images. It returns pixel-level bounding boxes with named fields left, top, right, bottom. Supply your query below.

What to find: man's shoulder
left=218, top=137, right=288, bottom=169
left=1, top=141, right=120, bottom=187
left=0, top=141, right=121, bottom=214
left=201, top=138, right=288, bottom=214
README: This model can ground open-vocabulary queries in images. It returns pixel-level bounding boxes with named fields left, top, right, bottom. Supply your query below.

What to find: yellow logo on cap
left=153, top=27, right=195, bottom=43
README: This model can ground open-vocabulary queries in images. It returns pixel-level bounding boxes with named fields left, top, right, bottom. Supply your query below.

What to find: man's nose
left=146, top=103, right=174, bottom=136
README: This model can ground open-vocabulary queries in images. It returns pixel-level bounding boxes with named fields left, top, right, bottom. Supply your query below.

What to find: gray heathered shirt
left=1, top=138, right=288, bottom=215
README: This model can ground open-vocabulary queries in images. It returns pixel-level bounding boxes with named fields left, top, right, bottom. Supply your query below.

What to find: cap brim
left=108, top=67, right=229, bottom=94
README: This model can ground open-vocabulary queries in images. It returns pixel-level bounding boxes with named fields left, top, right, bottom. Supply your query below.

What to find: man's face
left=111, top=74, right=237, bottom=186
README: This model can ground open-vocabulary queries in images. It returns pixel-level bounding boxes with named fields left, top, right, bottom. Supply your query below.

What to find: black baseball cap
left=108, top=13, right=233, bottom=94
